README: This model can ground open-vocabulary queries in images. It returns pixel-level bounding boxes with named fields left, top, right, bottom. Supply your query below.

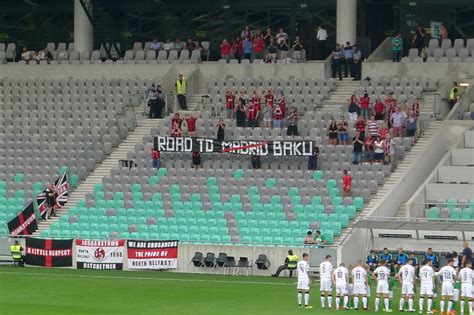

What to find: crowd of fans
left=331, top=42, right=362, bottom=81
left=148, top=38, right=205, bottom=55
left=20, top=47, right=53, bottom=64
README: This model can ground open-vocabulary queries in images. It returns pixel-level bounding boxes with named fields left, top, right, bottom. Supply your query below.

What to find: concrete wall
left=466, top=131, right=474, bottom=148
left=426, top=183, right=474, bottom=201
left=438, top=166, right=474, bottom=183
left=452, top=148, right=474, bottom=165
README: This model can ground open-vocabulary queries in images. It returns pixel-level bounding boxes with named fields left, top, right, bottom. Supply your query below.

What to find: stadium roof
left=352, top=217, right=474, bottom=232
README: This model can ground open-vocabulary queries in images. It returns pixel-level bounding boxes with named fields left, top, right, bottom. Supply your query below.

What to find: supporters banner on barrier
left=127, top=240, right=178, bottom=270
left=154, top=136, right=314, bottom=156
left=76, top=239, right=125, bottom=270
left=25, top=238, right=73, bottom=267
left=36, top=173, right=69, bottom=219
left=7, top=203, right=38, bottom=236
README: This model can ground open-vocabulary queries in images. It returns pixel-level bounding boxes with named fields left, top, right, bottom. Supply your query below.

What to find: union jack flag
left=36, top=173, right=69, bottom=219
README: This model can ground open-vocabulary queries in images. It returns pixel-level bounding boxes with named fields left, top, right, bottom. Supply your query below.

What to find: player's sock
left=400, top=298, right=405, bottom=311
left=343, top=295, right=349, bottom=308
left=440, top=300, right=445, bottom=313
left=320, top=296, right=325, bottom=308
left=298, top=291, right=303, bottom=306
left=384, top=298, right=390, bottom=311
left=419, top=297, right=424, bottom=312
left=304, top=292, right=310, bottom=306
left=354, top=296, right=359, bottom=309
left=336, top=297, right=340, bottom=309
left=375, top=297, right=380, bottom=311
left=328, top=296, right=332, bottom=308
left=427, top=298, right=433, bottom=311
left=363, top=296, right=368, bottom=309
left=468, top=301, right=472, bottom=314
left=461, top=300, right=465, bottom=313
left=448, top=300, right=453, bottom=312
left=408, top=298, right=413, bottom=310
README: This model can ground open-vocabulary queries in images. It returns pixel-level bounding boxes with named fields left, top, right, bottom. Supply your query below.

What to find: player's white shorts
left=336, top=284, right=348, bottom=295
left=320, top=279, right=332, bottom=292
left=461, top=284, right=473, bottom=298
left=420, top=284, right=434, bottom=296
left=353, top=283, right=367, bottom=295
left=402, top=282, right=414, bottom=295
left=441, top=282, right=454, bottom=296
left=376, top=281, right=389, bottom=294
left=297, top=279, right=309, bottom=291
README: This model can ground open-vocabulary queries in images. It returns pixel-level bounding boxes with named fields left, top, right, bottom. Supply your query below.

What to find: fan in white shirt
left=319, top=255, right=334, bottom=309
left=418, top=259, right=435, bottom=314
left=332, top=263, right=349, bottom=310
left=396, top=259, right=416, bottom=312
left=297, top=253, right=313, bottom=309
left=437, top=259, right=457, bottom=314
left=351, top=260, right=369, bottom=310
left=457, top=261, right=473, bottom=315
left=373, top=261, right=392, bottom=312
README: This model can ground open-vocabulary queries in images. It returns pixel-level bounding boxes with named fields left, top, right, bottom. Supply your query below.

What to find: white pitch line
left=0, top=271, right=322, bottom=286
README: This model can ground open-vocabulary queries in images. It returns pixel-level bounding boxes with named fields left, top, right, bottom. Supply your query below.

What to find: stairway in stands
left=333, top=121, right=443, bottom=244
left=322, top=78, right=361, bottom=112
left=34, top=117, right=159, bottom=235
left=185, top=94, right=206, bottom=112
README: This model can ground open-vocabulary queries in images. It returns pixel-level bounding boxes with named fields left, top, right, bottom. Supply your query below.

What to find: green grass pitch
left=0, top=267, right=466, bottom=314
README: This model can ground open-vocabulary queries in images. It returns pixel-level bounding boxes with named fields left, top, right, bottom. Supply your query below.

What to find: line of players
left=297, top=254, right=474, bottom=314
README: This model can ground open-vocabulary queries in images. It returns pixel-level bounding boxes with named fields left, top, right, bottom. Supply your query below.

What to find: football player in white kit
left=373, top=260, right=392, bottom=312
left=396, top=258, right=416, bottom=312
left=319, top=255, right=334, bottom=309
left=419, top=259, right=435, bottom=314
left=438, top=258, right=457, bottom=314
left=457, top=260, right=473, bottom=315
left=352, top=260, right=369, bottom=310
left=332, top=262, right=349, bottom=310
left=297, top=253, right=313, bottom=309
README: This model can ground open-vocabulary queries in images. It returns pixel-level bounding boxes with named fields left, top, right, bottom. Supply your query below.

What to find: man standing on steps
left=175, top=74, right=187, bottom=110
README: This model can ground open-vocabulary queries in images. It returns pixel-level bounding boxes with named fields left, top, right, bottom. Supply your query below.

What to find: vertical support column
left=74, top=0, right=93, bottom=53
left=336, top=0, right=357, bottom=45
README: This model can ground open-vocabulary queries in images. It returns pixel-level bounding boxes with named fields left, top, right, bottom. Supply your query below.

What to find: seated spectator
left=216, top=118, right=225, bottom=142
left=337, top=116, right=348, bottom=145
left=271, top=249, right=298, bottom=277
left=314, top=230, right=325, bottom=247
left=151, top=148, right=160, bottom=169
left=242, top=36, right=253, bottom=60
left=304, top=231, right=316, bottom=244
left=220, top=39, right=231, bottom=62
left=308, top=146, right=319, bottom=170
left=292, top=36, right=304, bottom=62
left=163, top=39, right=173, bottom=51
left=355, top=116, right=366, bottom=139
left=21, top=47, right=33, bottom=63
left=253, top=34, right=265, bottom=60
left=235, top=99, right=246, bottom=127
left=185, top=114, right=198, bottom=137
left=342, top=169, right=352, bottom=197
left=348, top=94, right=359, bottom=123
left=267, top=38, right=278, bottom=63
left=250, top=155, right=261, bottom=169
left=186, top=38, right=196, bottom=51
left=384, top=133, right=396, bottom=171
left=150, top=38, right=162, bottom=52
left=374, top=97, right=385, bottom=121
left=263, top=54, right=273, bottom=63
left=232, top=37, right=243, bottom=61
left=424, top=247, right=439, bottom=269
left=225, top=90, right=235, bottom=119
left=380, top=248, right=393, bottom=270
left=358, top=91, right=370, bottom=120
left=286, top=108, right=299, bottom=136
left=394, top=248, right=408, bottom=269
left=173, top=38, right=184, bottom=51
left=327, top=117, right=338, bottom=145
left=373, top=135, right=385, bottom=163
left=408, top=252, right=419, bottom=271
left=36, top=48, right=52, bottom=63
left=277, top=38, right=289, bottom=60
left=366, top=250, right=379, bottom=271
left=405, top=110, right=417, bottom=145
left=367, top=115, right=379, bottom=138
left=363, top=134, right=374, bottom=162
left=192, top=151, right=201, bottom=170
left=352, top=131, right=363, bottom=164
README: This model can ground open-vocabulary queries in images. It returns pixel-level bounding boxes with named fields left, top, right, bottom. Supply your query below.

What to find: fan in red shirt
left=220, top=39, right=231, bottom=61
left=171, top=121, right=182, bottom=137
left=185, top=115, right=198, bottom=137
left=263, top=89, right=274, bottom=128
left=151, top=148, right=161, bottom=169
left=232, top=37, right=243, bottom=61
left=342, top=170, right=352, bottom=197
left=171, top=112, right=183, bottom=129
left=374, top=97, right=385, bottom=121
left=411, top=97, right=420, bottom=120
left=277, top=92, right=286, bottom=116
left=253, top=34, right=265, bottom=59
left=247, top=103, right=259, bottom=128
left=359, top=91, right=370, bottom=120
left=272, top=103, right=283, bottom=128
left=355, top=116, right=366, bottom=138
left=385, top=93, right=397, bottom=128
left=225, top=90, right=235, bottom=119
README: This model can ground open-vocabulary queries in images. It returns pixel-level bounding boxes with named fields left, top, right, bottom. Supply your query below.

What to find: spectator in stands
left=250, top=155, right=261, bottom=169
left=225, top=90, right=235, bottom=119
left=185, top=114, right=198, bottom=137
left=405, top=110, right=417, bottom=145
left=266, top=38, right=278, bottom=63
left=242, top=36, right=253, bottom=61
left=171, top=121, right=182, bottom=137
left=276, top=28, right=288, bottom=45
left=163, top=39, right=173, bottom=52
left=147, top=84, right=159, bottom=119
left=348, top=94, right=359, bottom=123
left=241, top=25, right=251, bottom=39
left=287, top=108, right=299, bottom=136
left=271, top=249, right=298, bottom=277
left=308, top=146, right=319, bottom=170
left=21, top=47, right=33, bottom=63
left=315, top=26, right=328, bottom=60
left=352, top=44, right=362, bottom=81
left=150, top=39, right=161, bottom=53
left=263, top=89, right=274, bottom=128
left=461, top=241, right=472, bottom=267
left=411, top=24, right=426, bottom=56
left=151, top=148, right=160, bottom=169
left=173, top=38, right=184, bottom=51
left=352, top=131, right=363, bottom=165
left=277, top=37, right=289, bottom=61
left=192, top=151, right=201, bottom=170
left=314, top=230, right=325, bottom=247
left=46, top=183, right=58, bottom=218
left=171, top=112, right=183, bottom=130
left=424, top=248, right=439, bottom=269
left=327, top=117, right=338, bottom=145
left=331, top=44, right=343, bottom=80
left=248, top=91, right=261, bottom=128
left=272, top=102, right=283, bottom=129
left=378, top=122, right=389, bottom=139
left=292, top=36, right=304, bottom=62
left=263, top=28, right=273, bottom=47
left=216, top=118, right=225, bottom=142
left=395, top=248, right=408, bottom=269
left=235, top=99, right=246, bottom=127
left=36, top=48, right=52, bottom=63
left=384, top=133, right=396, bottom=171
left=380, top=248, right=393, bottom=270
left=408, top=252, right=419, bottom=271
left=411, top=97, right=420, bottom=120
left=374, top=97, right=385, bottom=121
left=342, top=170, right=352, bottom=197
left=156, top=85, right=165, bottom=118
left=373, top=135, right=385, bottom=164
left=355, top=116, right=366, bottom=139
left=390, top=107, right=406, bottom=138
left=253, top=34, right=265, bottom=60
left=277, top=91, right=286, bottom=116
left=368, top=115, right=379, bottom=138
left=359, top=91, right=370, bottom=120
left=186, top=38, right=196, bottom=51
left=304, top=231, right=316, bottom=244
left=175, top=74, right=187, bottom=110
left=337, top=115, right=349, bottom=145
left=439, top=23, right=448, bottom=43
left=448, top=81, right=459, bottom=110
left=220, top=39, right=231, bottom=62
left=363, top=134, right=374, bottom=162
left=343, top=42, right=353, bottom=77
left=232, top=37, right=243, bottom=62
left=366, top=250, right=379, bottom=271
left=391, top=33, right=403, bottom=62
left=385, top=92, right=397, bottom=128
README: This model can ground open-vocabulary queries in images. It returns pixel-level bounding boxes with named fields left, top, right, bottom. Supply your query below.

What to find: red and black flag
left=25, top=238, right=73, bottom=267
left=7, top=203, right=38, bottom=236
left=36, top=173, right=69, bottom=219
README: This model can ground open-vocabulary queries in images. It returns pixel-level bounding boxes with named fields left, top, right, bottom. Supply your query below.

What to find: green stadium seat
left=157, top=167, right=168, bottom=177
left=265, top=178, right=276, bottom=188
left=450, top=208, right=461, bottom=220
left=427, top=207, right=440, bottom=220
left=469, top=199, right=474, bottom=210
left=353, top=197, right=364, bottom=210
left=332, top=222, right=342, bottom=236
left=288, top=187, right=299, bottom=196
left=323, top=230, right=334, bottom=244
left=331, top=196, right=342, bottom=206
left=446, top=198, right=457, bottom=210
left=206, top=177, right=217, bottom=186
left=312, top=170, right=324, bottom=181
left=461, top=208, right=473, bottom=220
left=339, top=213, right=349, bottom=227
left=58, top=165, right=69, bottom=174
left=93, top=183, right=104, bottom=194
left=326, top=179, right=337, bottom=189
left=311, top=196, right=322, bottom=206
left=14, top=173, right=24, bottom=183
left=70, top=174, right=79, bottom=188
left=233, top=169, right=244, bottom=179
